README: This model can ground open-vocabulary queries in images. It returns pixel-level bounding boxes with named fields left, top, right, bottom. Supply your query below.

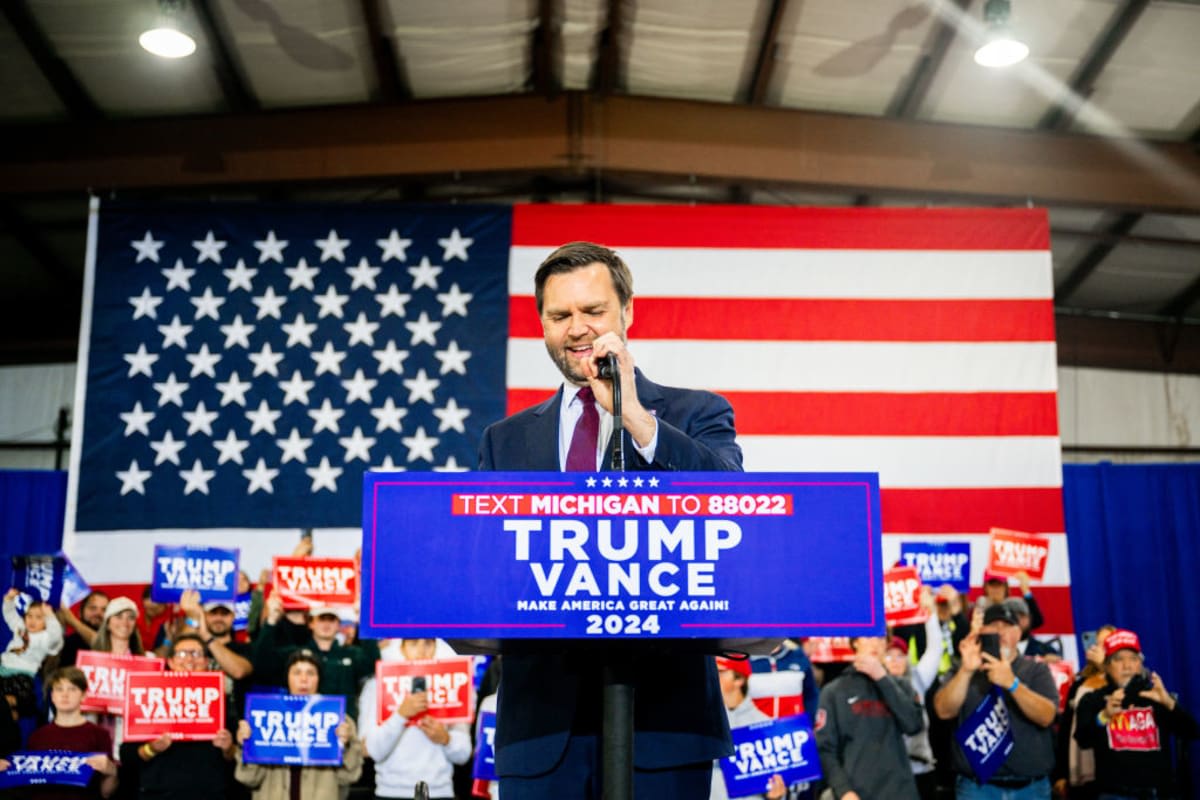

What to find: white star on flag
left=306, top=456, right=343, bottom=492
left=279, top=371, right=316, bottom=405
left=342, top=369, right=378, bottom=404
left=284, top=258, right=320, bottom=290
left=434, top=456, right=469, bottom=472
left=183, top=401, right=219, bottom=436
left=116, top=460, right=153, bottom=495
left=314, top=285, right=350, bottom=318
left=433, top=397, right=470, bottom=433
left=375, top=284, right=412, bottom=318
left=124, top=344, right=159, bottom=378
left=131, top=231, right=164, bottom=263
left=376, top=229, right=412, bottom=261
left=315, top=230, right=351, bottom=262
left=281, top=313, right=317, bottom=348
left=251, top=286, right=287, bottom=320
left=150, top=430, right=186, bottom=466
left=373, top=455, right=406, bottom=472
left=186, top=344, right=222, bottom=378
left=311, top=342, right=347, bottom=376
left=213, top=430, right=251, bottom=465
left=192, top=231, right=227, bottom=263
left=370, top=397, right=407, bottom=432
left=405, top=312, right=441, bottom=346
left=438, top=228, right=473, bottom=261
left=276, top=428, right=313, bottom=463
left=248, top=343, right=285, bottom=377
left=343, top=312, right=379, bottom=347
left=436, top=283, right=472, bottom=317
left=161, top=259, right=195, bottom=291
left=338, top=427, right=376, bottom=462
left=129, top=287, right=163, bottom=320
left=157, top=316, right=193, bottom=349
left=246, top=400, right=282, bottom=435
left=308, top=399, right=344, bottom=434
left=408, top=257, right=441, bottom=290
left=253, top=231, right=288, bottom=263
left=401, top=426, right=439, bottom=462
left=215, top=372, right=252, bottom=406
left=120, top=402, right=155, bottom=436
left=223, top=260, right=257, bottom=292
left=243, top=458, right=280, bottom=494
left=219, top=315, right=255, bottom=349
left=180, top=459, right=216, bottom=495
left=153, top=373, right=189, bottom=407
left=372, top=341, right=409, bottom=374
left=403, top=369, right=439, bottom=405
left=434, top=340, right=470, bottom=375
left=346, top=258, right=381, bottom=290
left=190, top=287, right=225, bottom=320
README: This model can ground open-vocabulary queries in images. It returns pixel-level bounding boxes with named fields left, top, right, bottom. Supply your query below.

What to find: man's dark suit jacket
left=477, top=370, right=743, bottom=776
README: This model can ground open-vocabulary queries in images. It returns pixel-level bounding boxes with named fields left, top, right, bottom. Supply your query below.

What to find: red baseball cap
left=982, top=570, right=1010, bottom=585
left=1104, top=629, right=1141, bottom=658
left=715, top=656, right=751, bottom=677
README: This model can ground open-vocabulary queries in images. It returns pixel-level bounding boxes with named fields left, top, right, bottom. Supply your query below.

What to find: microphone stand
left=600, top=352, right=632, bottom=799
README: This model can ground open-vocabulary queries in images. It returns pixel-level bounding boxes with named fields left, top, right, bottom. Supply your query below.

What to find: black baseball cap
left=982, top=604, right=1020, bottom=627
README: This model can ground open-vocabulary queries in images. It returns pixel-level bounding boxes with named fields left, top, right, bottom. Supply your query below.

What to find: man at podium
left=478, top=241, right=743, bottom=797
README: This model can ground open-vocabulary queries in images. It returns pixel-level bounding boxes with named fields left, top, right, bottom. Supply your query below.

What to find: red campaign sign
left=806, top=637, right=856, bottom=663
left=272, top=557, right=357, bottom=610
left=375, top=658, right=475, bottom=726
left=1107, top=707, right=1162, bottom=752
left=122, top=671, right=225, bottom=741
left=884, top=566, right=928, bottom=626
left=76, top=651, right=166, bottom=715
left=1046, top=660, right=1075, bottom=713
left=987, top=527, right=1050, bottom=580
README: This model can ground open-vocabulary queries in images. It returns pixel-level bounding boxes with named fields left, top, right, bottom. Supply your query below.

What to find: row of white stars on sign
left=130, top=228, right=475, bottom=265
left=114, top=449, right=470, bottom=498
left=128, top=262, right=472, bottom=320
left=584, top=476, right=661, bottom=488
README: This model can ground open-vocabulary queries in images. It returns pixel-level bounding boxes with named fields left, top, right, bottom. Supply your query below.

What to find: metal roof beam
left=359, top=0, right=409, bottom=102
left=887, top=0, right=969, bottom=118
left=531, top=0, right=561, bottom=97
left=591, top=0, right=623, bottom=95
left=1054, top=212, right=1142, bottom=302
left=744, top=0, right=789, bottom=105
left=193, top=0, right=259, bottom=113
left=2, top=1, right=101, bottom=121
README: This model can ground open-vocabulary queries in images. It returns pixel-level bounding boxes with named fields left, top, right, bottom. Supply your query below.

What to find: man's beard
left=546, top=320, right=627, bottom=385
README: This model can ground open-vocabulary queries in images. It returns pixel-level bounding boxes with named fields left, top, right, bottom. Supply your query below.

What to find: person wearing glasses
left=116, top=633, right=235, bottom=799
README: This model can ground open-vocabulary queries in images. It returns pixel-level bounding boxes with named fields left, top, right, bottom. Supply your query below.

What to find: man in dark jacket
left=815, top=635, right=925, bottom=800
left=1075, top=628, right=1199, bottom=798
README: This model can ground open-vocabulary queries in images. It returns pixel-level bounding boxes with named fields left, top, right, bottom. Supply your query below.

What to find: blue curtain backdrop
left=1063, top=462, right=1200, bottom=793
left=0, top=470, right=68, bottom=650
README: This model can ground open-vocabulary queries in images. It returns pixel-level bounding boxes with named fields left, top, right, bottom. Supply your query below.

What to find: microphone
left=596, top=353, right=618, bottom=380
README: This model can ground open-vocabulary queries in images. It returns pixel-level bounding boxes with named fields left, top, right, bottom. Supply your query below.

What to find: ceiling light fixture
left=974, top=0, right=1029, bottom=68
left=139, top=0, right=196, bottom=59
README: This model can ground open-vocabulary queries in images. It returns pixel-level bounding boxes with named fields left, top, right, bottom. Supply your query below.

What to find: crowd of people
left=0, top=553, right=1193, bottom=800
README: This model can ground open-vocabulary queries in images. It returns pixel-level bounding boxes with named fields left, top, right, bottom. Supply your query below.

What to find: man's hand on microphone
left=586, top=332, right=656, bottom=448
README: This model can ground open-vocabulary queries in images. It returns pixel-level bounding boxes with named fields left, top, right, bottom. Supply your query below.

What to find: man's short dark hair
left=534, top=241, right=633, bottom=314
left=47, top=666, right=89, bottom=695
left=82, top=590, right=109, bottom=606
left=169, top=632, right=207, bottom=657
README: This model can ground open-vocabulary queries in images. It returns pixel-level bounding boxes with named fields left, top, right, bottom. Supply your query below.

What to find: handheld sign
left=898, top=542, right=971, bottom=593
left=472, top=710, right=497, bottom=781
left=805, top=637, right=855, bottom=663
left=123, top=671, right=225, bottom=741
left=76, top=651, right=166, bottom=715
left=986, top=528, right=1050, bottom=581
left=1106, top=707, right=1162, bottom=752
left=955, top=688, right=1014, bottom=783
left=272, top=557, right=357, bottom=611
left=361, top=472, right=884, bottom=639
left=718, top=714, right=822, bottom=798
left=0, top=751, right=99, bottom=789
left=151, top=545, right=239, bottom=603
left=232, top=591, right=253, bottom=632
left=883, top=565, right=928, bottom=626
left=10, top=552, right=91, bottom=608
left=375, top=658, right=474, bottom=725
left=242, top=694, right=345, bottom=766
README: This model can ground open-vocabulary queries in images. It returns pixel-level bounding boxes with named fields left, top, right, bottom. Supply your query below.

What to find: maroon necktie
left=565, top=387, right=599, bottom=471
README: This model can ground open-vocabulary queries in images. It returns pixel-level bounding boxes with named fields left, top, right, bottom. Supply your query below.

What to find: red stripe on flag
left=512, top=205, right=1050, bottom=250
left=506, top=390, right=1059, bottom=436
left=721, top=392, right=1060, bottom=436
left=967, top=585, right=1076, bottom=635
left=881, top=488, right=1066, bottom=534
left=508, top=297, right=1055, bottom=342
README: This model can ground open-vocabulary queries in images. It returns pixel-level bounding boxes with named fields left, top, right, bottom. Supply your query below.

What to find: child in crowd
left=0, top=666, right=119, bottom=798
left=2, top=588, right=64, bottom=718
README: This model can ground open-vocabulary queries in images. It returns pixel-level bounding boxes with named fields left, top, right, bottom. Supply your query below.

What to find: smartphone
left=411, top=676, right=427, bottom=693
left=1081, top=630, right=1098, bottom=652
left=980, top=633, right=1001, bottom=661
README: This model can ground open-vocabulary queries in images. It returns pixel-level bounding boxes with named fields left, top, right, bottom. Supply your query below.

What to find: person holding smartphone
left=1074, top=629, right=1199, bottom=798
left=933, top=604, right=1058, bottom=798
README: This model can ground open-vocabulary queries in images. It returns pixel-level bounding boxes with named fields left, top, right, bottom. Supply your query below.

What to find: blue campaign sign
left=150, top=545, right=239, bottom=603
left=361, top=471, right=884, bottom=639
left=10, top=554, right=66, bottom=607
left=898, top=542, right=971, bottom=593
left=242, top=694, right=345, bottom=766
left=955, top=688, right=1014, bottom=783
left=0, top=750, right=98, bottom=788
left=232, top=592, right=253, bottom=632
left=719, top=714, right=822, bottom=798
left=472, top=710, right=497, bottom=781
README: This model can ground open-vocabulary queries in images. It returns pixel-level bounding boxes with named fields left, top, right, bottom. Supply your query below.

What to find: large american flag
left=65, top=202, right=1071, bottom=645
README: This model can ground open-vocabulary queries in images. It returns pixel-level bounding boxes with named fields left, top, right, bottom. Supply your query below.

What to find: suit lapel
left=528, top=388, right=564, bottom=471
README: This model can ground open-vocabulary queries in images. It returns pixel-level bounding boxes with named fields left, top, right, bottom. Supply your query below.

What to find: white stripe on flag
left=506, top=339, right=1060, bottom=393
left=510, top=247, right=1054, bottom=299
left=738, top=436, right=1063, bottom=488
